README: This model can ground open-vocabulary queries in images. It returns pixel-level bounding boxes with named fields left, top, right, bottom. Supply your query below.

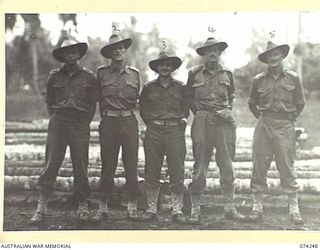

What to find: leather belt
left=103, top=110, right=133, bottom=117
left=262, top=110, right=291, bottom=120
left=197, top=106, right=221, bottom=113
left=152, top=119, right=180, bottom=126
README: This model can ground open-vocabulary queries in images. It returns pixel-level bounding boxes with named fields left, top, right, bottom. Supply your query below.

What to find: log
left=5, top=159, right=320, bottom=180
left=4, top=176, right=320, bottom=194
left=5, top=159, right=320, bottom=170
left=5, top=128, right=307, bottom=149
left=6, top=122, right=307, bottom=142
left=5, top=144, right=320, bottom=162
left=5, top=132, right=143, bottom=146
left=6, top=165, right=320, bottom=179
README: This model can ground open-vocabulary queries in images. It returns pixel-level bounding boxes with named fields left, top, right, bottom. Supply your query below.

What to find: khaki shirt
left=186, top=64, right=235, bottom=113
left=46, top=64, right=97, bottom=114
left=248, top=69, right=305, bottom=113
left=140, top=76, right=188, bottom=123
left=97, top=64, right=140, bottom=114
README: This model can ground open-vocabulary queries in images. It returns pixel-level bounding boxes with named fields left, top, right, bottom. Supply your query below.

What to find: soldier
left=186, top=37, right=246, bottom=224
left=93, top=33, right=141, bottom=221
left=247, top=41, right=305, bottom=225
left=30, top=37, right=97, bottom=223
left=138, top=51, right=188, bottom=223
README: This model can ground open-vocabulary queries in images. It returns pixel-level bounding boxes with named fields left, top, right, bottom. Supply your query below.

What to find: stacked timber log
left=5, top=120, right=319, bottom=194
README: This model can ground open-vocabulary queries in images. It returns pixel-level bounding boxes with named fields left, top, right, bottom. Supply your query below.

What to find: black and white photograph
left=4, top=10, right=320, bottom=232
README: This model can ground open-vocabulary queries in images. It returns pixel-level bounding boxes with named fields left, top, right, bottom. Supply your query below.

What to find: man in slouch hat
left=138, top=51, right=189, bottom=223
left=246, top=41, right=305, bottom=225
left=93, top=33, right=141, bottom=222
left=186, top=37, right=246, bottom=224
left=31, top=36, right=97, bottom=223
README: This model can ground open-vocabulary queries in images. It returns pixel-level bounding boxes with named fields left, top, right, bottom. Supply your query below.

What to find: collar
left=203, top=63, right=224, bottom=77
left=266, top=67, right=286, bottom=80
left=156, top=75, right=174, bottom=88
left=61, top=63, right=82, bottom=75
left=110, top=62, right=130, bottom=74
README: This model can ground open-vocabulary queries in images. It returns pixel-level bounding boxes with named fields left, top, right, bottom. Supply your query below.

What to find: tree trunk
left=30, top=40, right=40, bottom=95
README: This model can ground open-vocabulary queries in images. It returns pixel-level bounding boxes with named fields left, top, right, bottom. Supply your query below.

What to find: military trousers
left=98, top=115, right=141, bottom=199
left=188, top=111, right=236, bottom=194
left=37, top=111, right=91, bottom=200
left=250, top=115, right=299, bottom=194
left=144, top=122, right=186, bottom=194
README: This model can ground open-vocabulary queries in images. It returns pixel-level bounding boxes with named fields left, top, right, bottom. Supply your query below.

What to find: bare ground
left=4, top=190, right=320, bottom=231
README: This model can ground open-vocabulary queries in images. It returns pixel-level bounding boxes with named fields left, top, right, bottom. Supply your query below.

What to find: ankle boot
left=92, top=200, right=109, bottom=222
left=138, top=187, right=159, bottom=222
left=222, top=188, right=246, bottom=221
left=171, top=192, right=186, bottom=224
left=246, top=193, right=263, bottom=223
left=288, top=193, right=304, bottom=225
left=187, top=193, right=201, bottom=224
left=30, top=191, right=49, bottom=223
left=78, top=200, right=89, bottom=222
left=127, top=199, right=138, bottom=221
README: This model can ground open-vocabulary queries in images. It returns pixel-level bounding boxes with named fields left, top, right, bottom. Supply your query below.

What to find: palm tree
left=5, top=14, right=17, bottom=30
left=57, top=14, right=78, bottom=46
left=20, top=14, right=42, bottom=95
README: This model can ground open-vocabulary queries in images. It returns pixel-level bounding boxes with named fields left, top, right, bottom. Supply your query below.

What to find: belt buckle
left=167, top=120, right=179, bottom=126
left=153, top=120, right=163, bottom=125
left=121, top=110, right=132, bottom=117
left=105, top=110, right=118, bottom=117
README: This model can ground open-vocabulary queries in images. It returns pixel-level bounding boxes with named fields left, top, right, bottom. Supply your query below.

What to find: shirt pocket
left=52, top=80, right=68, bottom=104
left=168, top=89, right=184, bottom=112
left=121, top=80, right=139, bottom=101
left=74, top=80, right=91, bottom=99
left=101, top=80, right=119, bottom=97
left=278, top=81, right=295, bottom=104
left=192, top=81, right=208, bottom=99
left=214, top=79, right=230, bottom=101
left=257, top=84, right=272, bottom=106
left=147, top=92, right=162, bottom=111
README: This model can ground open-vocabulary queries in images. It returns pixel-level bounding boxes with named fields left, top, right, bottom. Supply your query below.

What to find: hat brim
left=196, top=42, right=228, bottom=56
left=149, top=56, right=182, bottom=73
left=100, top=38, right=132, bottom=58
left=258, top=44, right=290, bottom=63
left=52, top=43, right=88, bottom=63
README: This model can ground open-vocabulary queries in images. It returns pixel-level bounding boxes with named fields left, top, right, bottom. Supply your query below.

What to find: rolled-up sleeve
left=139, top=85, right=148, bottom=124
left=186, top=70, right=197, bottom=114
left=45, top=75, right=55, bottom=116
left=293, top=75, right=306, bottom=107
left=227, top=72, right=235, bottom=101
left=248, top=78, right=259, bottom=106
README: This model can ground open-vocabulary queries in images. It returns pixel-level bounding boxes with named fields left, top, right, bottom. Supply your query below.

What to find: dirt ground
left=4, top=190, right=320, bottom=231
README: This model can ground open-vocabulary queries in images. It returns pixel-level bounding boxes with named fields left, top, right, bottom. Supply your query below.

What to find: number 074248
left=300, top=244, right=318, bottom=248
